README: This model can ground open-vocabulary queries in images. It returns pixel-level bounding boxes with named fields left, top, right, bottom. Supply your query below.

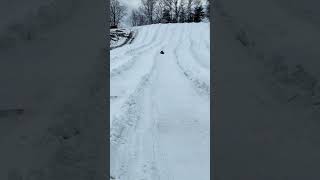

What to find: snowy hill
left=110, top=23, right=210, bottom=180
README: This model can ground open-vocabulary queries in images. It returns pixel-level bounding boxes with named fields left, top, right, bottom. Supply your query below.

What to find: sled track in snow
left=110, top=26, right=150, bottom=62
left=188, top=24, right=210, bottom=71
left=123, top=25, right=163, bottom=56
left=110, top=50, right=159, bottom=180
left=110, top=25, right=177, bottom=179
left=176, top=60, right=210, bottom=96
left=110, top=25, right=170, bottom=78
left=189, top=37, right=210, bottom=71
left=110, top=69, right=155, bottom=145
left=110, top=23, right=210, bottom=180
left=110, top=25, right=158, bottom=62
left=110, top=24, right=174, bottom=154
left=174, top=25, right=210, bottom=97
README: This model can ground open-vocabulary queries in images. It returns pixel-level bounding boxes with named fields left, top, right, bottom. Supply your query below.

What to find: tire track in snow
left=174, top=24, right=210, bottom=97
left=111, top=24, right=161, bottom=62
left=110, top=24, right=179, bottom=179
left=188, top=25, right=210, bottom=71
left=110, top=25, right=169, bottom=78
left=110, top=49, right=163, bottom=180
left=138, top=25, right=188, bottom=180
left=111, top=23, right=210, bottom=180
left=123, top=25, right=164, bottom=56
left=110, top=61, right=156, bottom=145
left=110, top=26, right=175, bottom=179
left=125, top=26, right=185, bottom=178
left=151, top=27, right=186, bottom=180
left=110, top=56, right=157, bottom=179
left=110, top=25, right=173, bottom=104
left=110, top=25, right=151, bottom=62
left=146, top=24, right=210, bottom=180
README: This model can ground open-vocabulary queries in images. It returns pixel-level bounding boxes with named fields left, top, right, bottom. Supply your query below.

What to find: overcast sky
left=120, top=0, right=140, bottom=10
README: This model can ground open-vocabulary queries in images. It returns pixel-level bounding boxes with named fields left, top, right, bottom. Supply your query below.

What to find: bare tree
left=154, top=0, right=165, bottom=23
left=110, top=0, right=127, bottom=27
left=172, top=0, right=180, bottom=22
left=130, top=7, right=149, bottom=26
left=162, top=0, right=174, bottom=21
left=138, top=6, right=148, bottom=25
left=186, top=0, right=194, bottom=22
left=130, top=9, right=139, bottom=26
left=179, top=0, right=186, bottom=23
left=141, top=0, right=157, bottom=24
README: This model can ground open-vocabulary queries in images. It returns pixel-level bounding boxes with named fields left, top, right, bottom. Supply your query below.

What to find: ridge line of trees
left=131, top=0, right=210, bottom=26
left=110, top=0, right=211, bottom=28
left=110, top=0, right=127, bottom=28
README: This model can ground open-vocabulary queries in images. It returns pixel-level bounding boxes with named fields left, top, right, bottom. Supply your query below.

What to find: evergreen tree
left=179, top=6, right=186, bottom=23
left=162, top=9, right=171, bottom=22
left=193, top=4, right=205, bottom=22
left=207, top=0, right=210, bottom=19
left=186, top=0, right=193, bottom=22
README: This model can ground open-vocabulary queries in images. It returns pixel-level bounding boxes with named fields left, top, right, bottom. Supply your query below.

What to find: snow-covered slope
left=110, top=23, right=210, bottom=180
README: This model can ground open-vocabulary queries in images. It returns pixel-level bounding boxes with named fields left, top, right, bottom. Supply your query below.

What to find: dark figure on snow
left=160, top=50, right=164, bottom=54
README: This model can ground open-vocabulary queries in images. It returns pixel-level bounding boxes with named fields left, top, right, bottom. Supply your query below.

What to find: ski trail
left=110, top=23, right=210, bottom=180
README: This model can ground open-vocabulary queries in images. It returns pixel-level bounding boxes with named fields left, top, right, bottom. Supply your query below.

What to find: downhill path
left=110, top=23, right=210, bottom=180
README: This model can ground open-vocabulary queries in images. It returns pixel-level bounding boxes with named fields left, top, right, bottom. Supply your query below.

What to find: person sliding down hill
left=160, top=50, right=164, bottom=54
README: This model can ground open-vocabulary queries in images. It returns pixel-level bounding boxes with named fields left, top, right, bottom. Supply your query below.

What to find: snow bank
left=110, top=28, right=132, bottom=48
left=110, top=23, right=210, bottom=180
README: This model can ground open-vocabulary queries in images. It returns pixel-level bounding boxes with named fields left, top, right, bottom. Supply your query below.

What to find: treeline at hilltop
left=110, top=0, right=210, bottom=28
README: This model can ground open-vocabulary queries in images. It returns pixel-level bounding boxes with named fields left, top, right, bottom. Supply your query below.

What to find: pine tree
left=193, top=4, right=205, bottom=22
left=179, top=6, right=186, bottom=23
left=162, top=9, right=171, bottom=23
left=207, top=0, right=210, bottom=19
left=186, top=0, right=193, bottom=22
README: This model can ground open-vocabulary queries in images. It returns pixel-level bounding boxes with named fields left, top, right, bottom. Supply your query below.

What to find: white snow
left=110, top=23, right=210, bottom=180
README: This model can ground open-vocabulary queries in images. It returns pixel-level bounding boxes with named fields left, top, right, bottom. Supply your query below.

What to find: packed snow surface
left=110, top=23, right=210, bottom=180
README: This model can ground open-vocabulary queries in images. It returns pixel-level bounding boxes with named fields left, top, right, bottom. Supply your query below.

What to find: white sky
left=120, top=0, right=140, bottom=10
